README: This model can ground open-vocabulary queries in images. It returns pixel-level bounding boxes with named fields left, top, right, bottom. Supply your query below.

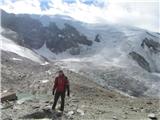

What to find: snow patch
left=1, top=34, right=44, bottom=64
left=41, top=62, right=49, bottom=66
left=41, top=80, right=49, bottom=83
left=58, top=34, right=64, bottom=38
left=152, top=73, right=160, bottom=77
left=34, top=42, right=56, bottom=60
left=12, top=58, right=22, bottom=61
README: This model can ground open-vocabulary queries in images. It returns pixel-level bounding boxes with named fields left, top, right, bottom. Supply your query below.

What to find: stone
left=67, top=111, right=74, bottom=116
left=123, top=115, right=127, bottom=119
left=146, top=101, right=153, bottom=105
left=113, top=115, right=118, bottom=120
left=71, top=99, right=79, bottom=103
left=77, top=109, right=84, bottom=116
left=32, top=105, right=40, bottom=109
left=13, top=105, right=22, bottom=110
left=148, top=113, right=157, bottom=120
left=1, top=92, right=17, bottom=102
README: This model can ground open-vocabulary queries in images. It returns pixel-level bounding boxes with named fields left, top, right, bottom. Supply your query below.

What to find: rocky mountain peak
left=1, top=10, right=93, bottom=54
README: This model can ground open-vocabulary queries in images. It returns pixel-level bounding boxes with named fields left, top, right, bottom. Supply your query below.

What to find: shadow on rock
left=20, top=108, right=61, bottom=119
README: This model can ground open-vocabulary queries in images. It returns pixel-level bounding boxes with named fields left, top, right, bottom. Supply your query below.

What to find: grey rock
left=129, top=51, right=151, bottom=72
left=141, top=37, right=160, bottom=53
left=1, top=92, right=17, bottom=102
left=94, top=34, right=101, bottom=42
left=148, top=113, right=157, bottom=120
left=46, top=23, right=92, bottom=53
left=113, top=115, right=118, bottom=120
left=76, top=109, right=84, bottom=116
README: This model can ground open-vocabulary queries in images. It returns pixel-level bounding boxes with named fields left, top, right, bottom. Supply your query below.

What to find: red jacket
left=53, top=75, right=69, bottom=93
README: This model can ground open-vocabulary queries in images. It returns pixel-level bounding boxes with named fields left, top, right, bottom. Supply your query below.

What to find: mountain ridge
left=1, top=9, right=160, bottom=98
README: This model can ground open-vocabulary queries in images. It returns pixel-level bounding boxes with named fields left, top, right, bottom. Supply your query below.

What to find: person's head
left=58, top=70, right=64, bottom=76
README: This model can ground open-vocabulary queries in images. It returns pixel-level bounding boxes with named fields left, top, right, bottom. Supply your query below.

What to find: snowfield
left=1, top=30, right=45, bottom=64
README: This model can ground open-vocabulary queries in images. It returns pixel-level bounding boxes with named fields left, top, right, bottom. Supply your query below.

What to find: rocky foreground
left=1, top=51, right=160, bottom=120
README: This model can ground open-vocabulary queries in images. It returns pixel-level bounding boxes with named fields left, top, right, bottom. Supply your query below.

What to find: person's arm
left=65, top=77, right=70, bottom=97
left=52, top=77, right=58, bottom=95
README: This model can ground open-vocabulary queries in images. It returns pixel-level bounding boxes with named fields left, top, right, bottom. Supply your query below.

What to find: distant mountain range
left=1, top=9, right=160, bottom=97
left=1, top=10, right=93, bottom=54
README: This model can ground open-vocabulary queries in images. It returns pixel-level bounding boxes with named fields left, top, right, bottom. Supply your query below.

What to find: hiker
left=52, top=70, right=70, bottom=112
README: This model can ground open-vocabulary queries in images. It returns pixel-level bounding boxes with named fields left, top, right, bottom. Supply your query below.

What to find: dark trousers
left=52, top=91, right=65, bottom=111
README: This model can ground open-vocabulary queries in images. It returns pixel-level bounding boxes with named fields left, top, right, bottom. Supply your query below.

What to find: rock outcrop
left=46, top=23, right=92, bottom=54
left=129, top=51, right=151, bottom=72
left=1, top=10, right=45, bottom=49
left=1, top=9, right=92, bottom=54
left=94, top=34, right=101, bottom=42
left=141, top=38, right=160, bottom=53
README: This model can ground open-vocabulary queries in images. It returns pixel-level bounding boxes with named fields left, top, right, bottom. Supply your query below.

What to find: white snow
left=41, top=62, right=49, bottom=66
left=45, top=70, right=52, bottom=75
left=152, top=73, right=160, bottom=77
left=34, top=42, right=56, bottom=60
left=41, top=80, right=49, bottom=83
left=58, top=34, right=64, bottom=38
left=1, top=30, right=44, bottom=63
left=2, top=90, right=8, bottom=93
left=12, top=58, right=22, bottom=61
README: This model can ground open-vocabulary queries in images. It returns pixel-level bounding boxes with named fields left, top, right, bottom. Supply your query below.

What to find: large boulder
left=1, top=92, right=17, bottom=102
left=148, top=113, right=157, bottom=120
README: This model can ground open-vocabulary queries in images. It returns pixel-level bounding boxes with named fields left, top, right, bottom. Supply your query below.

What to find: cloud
left=106, top=0, right=160, bottom=32
left=0, top=0, right=42, bottom=14
left=0, top=0, right=159, bottom=32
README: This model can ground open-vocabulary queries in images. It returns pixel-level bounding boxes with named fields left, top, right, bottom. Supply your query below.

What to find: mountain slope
left=1, top=9, right=92, bottom=54
left=1, top=51, right=160, bottom=120
left=31, top=13, right=160, bottom=73
left=34, top=15, right=160, bottom=97
left=1, top=10, right=160, bottom=98
left=1, top=28, right=46, bottom=64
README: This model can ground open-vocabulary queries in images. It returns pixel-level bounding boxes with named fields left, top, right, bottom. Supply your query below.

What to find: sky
left=0, top=0, right=159, bottom=32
